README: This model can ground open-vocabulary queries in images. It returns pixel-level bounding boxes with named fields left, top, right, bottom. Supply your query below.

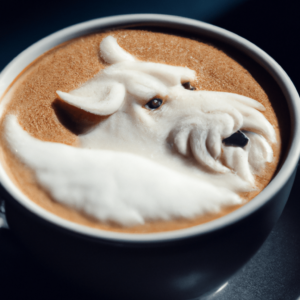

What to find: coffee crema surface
left=0, top=30, right=281, bottom=233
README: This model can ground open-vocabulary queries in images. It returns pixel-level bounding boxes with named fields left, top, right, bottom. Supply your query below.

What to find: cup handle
left=0, top=198, right=8, bottom=229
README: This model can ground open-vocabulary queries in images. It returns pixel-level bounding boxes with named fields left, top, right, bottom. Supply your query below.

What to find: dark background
left=1, top=0, right=300, bottom=299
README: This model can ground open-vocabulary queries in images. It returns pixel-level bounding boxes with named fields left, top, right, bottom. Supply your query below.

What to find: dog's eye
left=182, top=82, right=196, bottom=90
left=145, top=98, right=163, bottom=110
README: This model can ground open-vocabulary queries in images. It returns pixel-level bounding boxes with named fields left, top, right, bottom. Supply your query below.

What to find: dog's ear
left=55, top=81, right=125, bottom=134
left=56, top=82, right=125, bottom=116
left=52, top=98, right=108, bottom=135
left=100, top=36, right=136, bottom=64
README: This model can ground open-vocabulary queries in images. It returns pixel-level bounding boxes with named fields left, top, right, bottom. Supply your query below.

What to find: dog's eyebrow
left=122, top=72, right=169, bottom=100
left=107, top=61, right=196, bottom=87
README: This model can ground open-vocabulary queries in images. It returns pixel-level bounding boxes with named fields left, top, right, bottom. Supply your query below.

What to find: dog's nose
left=222, top=130, right=249, bottom=148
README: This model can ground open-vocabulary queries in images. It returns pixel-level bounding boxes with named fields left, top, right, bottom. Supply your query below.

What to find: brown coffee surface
left=0, top=30, right=281, bottom=233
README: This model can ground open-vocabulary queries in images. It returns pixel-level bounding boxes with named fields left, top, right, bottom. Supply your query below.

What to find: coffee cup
left=0, top=14, right=299, bottom=300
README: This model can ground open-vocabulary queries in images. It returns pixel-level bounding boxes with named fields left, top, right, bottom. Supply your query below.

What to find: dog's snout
left=222, top=130, right=249, bottom=148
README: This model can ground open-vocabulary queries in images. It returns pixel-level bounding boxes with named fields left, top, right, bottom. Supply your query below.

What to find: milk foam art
left=4, top=36, right=276, bottom=226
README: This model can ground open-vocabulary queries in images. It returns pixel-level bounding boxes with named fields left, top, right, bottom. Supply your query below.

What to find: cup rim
left=0, top=13, right=299, bottom=243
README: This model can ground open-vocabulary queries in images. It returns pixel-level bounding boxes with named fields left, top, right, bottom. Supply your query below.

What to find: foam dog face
left=57, top=36, right=275, bottom=185
left=4, top=36, right=277, bottom=226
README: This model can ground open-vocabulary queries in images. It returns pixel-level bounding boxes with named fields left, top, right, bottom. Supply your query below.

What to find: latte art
left=4, top=36, right=276, bottom=226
